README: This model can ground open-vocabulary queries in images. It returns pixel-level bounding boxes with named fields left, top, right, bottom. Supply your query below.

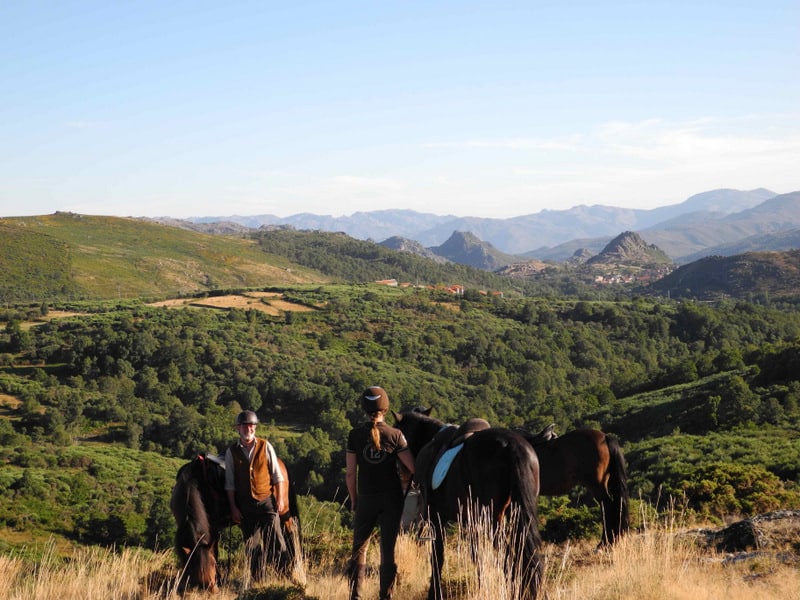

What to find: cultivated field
left=148, top=292, right=318, bottom=316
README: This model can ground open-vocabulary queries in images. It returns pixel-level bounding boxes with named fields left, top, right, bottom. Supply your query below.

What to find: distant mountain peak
left=431, top=231, right=520, bottom=270
left=379, top=235, right=449, bottom=263
left=588, top=231, right=673, bottom=266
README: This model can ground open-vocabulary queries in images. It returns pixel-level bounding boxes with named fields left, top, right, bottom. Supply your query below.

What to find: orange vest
left=230, top=438, right=273, bottom=503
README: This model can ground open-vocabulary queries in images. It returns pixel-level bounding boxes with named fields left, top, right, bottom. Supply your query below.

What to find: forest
left=1, top=284, right=800, bottom=553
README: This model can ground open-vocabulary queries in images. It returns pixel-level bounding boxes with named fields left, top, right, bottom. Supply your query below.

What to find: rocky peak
left=432, top=231, right=520, bottom=270
left=379, top=236, right=448, bottom=263
left=587, top=231, right=672, bottom=266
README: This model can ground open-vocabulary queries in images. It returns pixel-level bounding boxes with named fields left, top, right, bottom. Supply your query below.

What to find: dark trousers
left=349, top=491, right=403, bottom=599
left=239, top=496, right=288, bottom=579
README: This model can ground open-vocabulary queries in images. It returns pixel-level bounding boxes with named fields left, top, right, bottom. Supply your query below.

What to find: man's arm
left=265, top=441, right=287, bottom=514
left=273, top=480, right=286, bottom=514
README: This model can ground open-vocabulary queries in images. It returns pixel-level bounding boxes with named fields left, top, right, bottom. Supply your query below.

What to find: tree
left=717, top=376, right=759, bottom=427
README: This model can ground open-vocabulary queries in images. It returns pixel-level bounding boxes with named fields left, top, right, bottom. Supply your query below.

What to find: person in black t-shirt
left=345, top=386, right=416, bottom=600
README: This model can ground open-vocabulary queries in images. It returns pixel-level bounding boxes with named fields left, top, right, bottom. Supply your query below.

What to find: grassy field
left=2, top=505, right=798, bottom=600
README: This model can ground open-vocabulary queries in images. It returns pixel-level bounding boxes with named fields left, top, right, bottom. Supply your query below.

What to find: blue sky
left=1, top=1, right=798, bottom=219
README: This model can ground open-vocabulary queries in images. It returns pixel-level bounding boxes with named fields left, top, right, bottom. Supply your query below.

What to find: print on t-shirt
left=362, top=445, right=387, bottom=464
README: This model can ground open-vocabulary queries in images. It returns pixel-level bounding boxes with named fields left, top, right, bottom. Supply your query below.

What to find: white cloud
left=414, top=113, right=800, bottom=212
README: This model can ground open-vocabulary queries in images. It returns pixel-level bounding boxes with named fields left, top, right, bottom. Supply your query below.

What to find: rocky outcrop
left=587, top=231, right=673, bottom=266
left=683, top=510, right=800, bottom=561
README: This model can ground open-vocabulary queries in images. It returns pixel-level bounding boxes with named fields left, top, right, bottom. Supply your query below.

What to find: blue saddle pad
left=432, top=443, right=464, bottom=490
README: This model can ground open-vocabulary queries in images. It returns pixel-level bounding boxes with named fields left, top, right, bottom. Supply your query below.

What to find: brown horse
left=394, top=409, right=543, bottom=600
left=522, top=426, right=629, bottom=545
left=170, top=453, right=302, bottom=591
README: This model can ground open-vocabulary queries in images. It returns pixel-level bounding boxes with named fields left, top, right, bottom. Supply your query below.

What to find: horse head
left=180, top=537, right=218, bottom=591
left=171, top=456, right=226, bottom=592
left=392, top=409, right=445, bottom=456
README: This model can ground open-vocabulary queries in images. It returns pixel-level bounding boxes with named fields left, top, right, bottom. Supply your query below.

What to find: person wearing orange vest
left=346, top=386, right=416, bottom=600
left=225, top=409, right=288, bottom=580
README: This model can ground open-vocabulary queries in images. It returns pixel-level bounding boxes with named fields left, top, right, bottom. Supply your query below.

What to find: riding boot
left=379, top=563, right=398, bottom=600
left=348, top=562, right=367, bottom=600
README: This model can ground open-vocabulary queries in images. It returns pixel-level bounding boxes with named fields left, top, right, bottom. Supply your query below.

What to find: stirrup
left=417, top=519, right=436, bottom=542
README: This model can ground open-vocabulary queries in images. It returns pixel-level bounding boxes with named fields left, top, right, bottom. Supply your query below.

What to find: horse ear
left=392, top=410, right=402, bottom=422
left=422, top=407, right=432, bottom=415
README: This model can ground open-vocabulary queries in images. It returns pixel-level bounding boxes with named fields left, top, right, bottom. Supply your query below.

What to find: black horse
left=521, top=426, right=629, bottom=545
left=169, top=453, right=303, bottom=591
left=393, top=409, right=543, bottom=600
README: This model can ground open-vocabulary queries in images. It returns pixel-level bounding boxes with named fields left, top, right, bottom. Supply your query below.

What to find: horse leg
left=281, top=516, right=297, bottom=575
left=590, top=484, right=615, bottom=546
left=428, top=516, right=446, bottom=600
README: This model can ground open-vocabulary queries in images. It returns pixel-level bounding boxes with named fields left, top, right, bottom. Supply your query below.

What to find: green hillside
left=1, top=214, right=534, bottom=304
left=2, top=285, right=800, bottom=554
left=2, top=218, right=800, bottom=560
left=0, top=222, right=81, bottom=301
left=0, top=213, right=327, bottom=301
left=649, top=249, right=800, bottom=300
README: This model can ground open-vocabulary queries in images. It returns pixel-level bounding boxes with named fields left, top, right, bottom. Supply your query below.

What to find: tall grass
left=0, top=542, right=179, bottom=600
left=2, top=504, right=798, bottom=600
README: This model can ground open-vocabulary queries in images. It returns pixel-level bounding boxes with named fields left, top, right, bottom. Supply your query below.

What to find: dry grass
left=0, top=544, right=179, bottom=600
left=2, top=510, right=798, bottom=600
left=543, top=529, right=798, bottom=600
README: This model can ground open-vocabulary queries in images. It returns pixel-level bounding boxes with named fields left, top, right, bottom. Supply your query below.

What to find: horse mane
left=172, top=461, right=213, bottom=556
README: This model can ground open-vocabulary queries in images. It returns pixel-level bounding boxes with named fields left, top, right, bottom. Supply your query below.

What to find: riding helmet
left=361, top=386, right=390, bottom=413
left=235, top=410, right=259, bottom=425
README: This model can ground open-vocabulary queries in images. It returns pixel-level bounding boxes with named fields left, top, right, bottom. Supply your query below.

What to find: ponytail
left=369, top=411, right=384, bottom=451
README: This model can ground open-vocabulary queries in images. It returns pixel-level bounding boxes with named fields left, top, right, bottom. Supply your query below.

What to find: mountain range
left=181, top=188, right=799, bottom=263
left=3, top=210, right=799, bottom=304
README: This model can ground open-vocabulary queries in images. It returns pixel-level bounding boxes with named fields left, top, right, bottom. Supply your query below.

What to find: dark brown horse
left=393, top=409, right=543, bottom=600
left=522, top=426, right=629, bottom=545
left=170, top=453, right=302, bottom=591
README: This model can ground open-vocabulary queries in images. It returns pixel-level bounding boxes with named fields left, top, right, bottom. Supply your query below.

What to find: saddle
left=417, top=418, right=491, bottom=493
left=524, top=423, right=558, bottom=446
left=203, top=453, right=227, bottom=468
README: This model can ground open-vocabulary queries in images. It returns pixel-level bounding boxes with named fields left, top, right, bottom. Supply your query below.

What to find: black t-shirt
left=347, top=421, right=410, bottom=495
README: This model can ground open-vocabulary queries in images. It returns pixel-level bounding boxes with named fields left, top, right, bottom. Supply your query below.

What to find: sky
left=1, top=1, right=798, bottom=220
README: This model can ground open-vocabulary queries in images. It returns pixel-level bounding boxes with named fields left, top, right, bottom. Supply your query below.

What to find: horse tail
left=508, top=435, right=544, bottom=600
left=281, top=461, right=306, bottom=583
left=287, top=464, right=301, bottom=526
left=605, top=435, right=629, bottom=542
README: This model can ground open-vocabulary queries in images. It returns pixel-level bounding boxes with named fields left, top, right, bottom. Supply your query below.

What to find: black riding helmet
left=235, top=410, right=259, bottom=425
left=361, top=386, right=389, bottom=413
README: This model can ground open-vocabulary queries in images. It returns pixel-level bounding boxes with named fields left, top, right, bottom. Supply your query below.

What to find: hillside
left=0, top=214, right=579, bottom=303
left=249, top=227, right=517, bottom=291
left=640, top=191, right=800, bottom=262
left=498, top=232, right=675, bottom=289
left=0, top=222, right=81, bottom=301
left=681, top=229, right=800, bottom=263
left=0, top=213, right=326, bottom=301
left=2, top=286, right=800, bottom=558
left=647, top=249, right=800, bottom=300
